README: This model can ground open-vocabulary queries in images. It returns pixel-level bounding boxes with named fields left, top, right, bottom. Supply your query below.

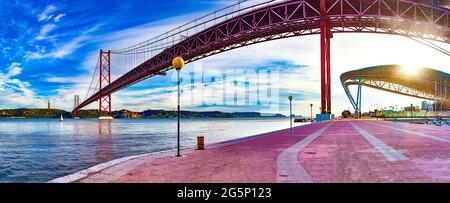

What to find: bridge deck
left=75, top=120, right=450, bottom=183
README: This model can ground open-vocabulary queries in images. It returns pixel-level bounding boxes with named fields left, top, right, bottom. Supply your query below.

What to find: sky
left=0, top=0, right=449, bottom=116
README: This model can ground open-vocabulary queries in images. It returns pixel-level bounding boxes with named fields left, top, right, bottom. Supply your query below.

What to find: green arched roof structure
left=341, top=65, right=450, bottom=111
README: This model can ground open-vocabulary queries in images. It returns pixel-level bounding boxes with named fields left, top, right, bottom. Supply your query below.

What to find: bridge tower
left=99, top=50, right=113, bottom=120
left=319, top=0, right=333, bottom=118
left=73, top=95, right=80, bottom=118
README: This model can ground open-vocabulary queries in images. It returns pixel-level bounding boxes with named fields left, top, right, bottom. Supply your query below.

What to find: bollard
left=197, top=136, right=205, bottom=150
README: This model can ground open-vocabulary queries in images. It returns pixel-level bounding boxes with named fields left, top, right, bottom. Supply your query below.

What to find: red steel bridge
left=72, top=0, right=450, bottom=117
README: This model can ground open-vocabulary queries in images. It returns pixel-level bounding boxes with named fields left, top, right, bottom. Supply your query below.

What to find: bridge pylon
left=99, top=50, right=113, bottom=120
left=73, top=95, right=80, bottom=119
left=320, top=0, right=332, bottom=115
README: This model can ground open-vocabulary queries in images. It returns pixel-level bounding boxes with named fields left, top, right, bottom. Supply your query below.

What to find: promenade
left=51, top=120, right=450, bottom=183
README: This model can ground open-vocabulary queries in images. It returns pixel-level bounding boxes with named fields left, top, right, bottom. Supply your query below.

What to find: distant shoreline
left=0, top=108, right=288, bottom=119
left=0, top=117, right=288, bottom=120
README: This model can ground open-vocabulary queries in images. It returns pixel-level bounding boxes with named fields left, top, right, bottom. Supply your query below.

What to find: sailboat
left=59, top=114, right=64, bottom=122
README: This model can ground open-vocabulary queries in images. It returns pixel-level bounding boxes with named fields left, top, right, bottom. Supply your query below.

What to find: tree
left=341, top=110, right=352, bottom=118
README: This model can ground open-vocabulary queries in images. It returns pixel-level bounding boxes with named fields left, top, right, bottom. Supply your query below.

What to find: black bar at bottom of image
left=0, top=183, right=448, bottom=201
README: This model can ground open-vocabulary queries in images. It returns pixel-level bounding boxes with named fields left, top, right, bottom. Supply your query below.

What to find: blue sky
left=0, top=0, right=449, bottom=116
left=0, top=0, right=229, bottom=108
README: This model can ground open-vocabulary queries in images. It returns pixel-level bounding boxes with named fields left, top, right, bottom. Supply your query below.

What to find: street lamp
left=172, top=56, right=184, bottom=157
left=310, top=103, right=313, bottom=123
left=288, top=96, right=293, bottom=130
left=395, top=105, right=398, bottom=122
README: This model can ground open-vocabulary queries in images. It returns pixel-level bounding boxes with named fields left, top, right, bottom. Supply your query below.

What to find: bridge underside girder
left=73, top=0, right=449, bottom=114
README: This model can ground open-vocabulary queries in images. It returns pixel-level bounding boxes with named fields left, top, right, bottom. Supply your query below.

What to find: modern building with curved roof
left=341, top=65, right=450, bottom=113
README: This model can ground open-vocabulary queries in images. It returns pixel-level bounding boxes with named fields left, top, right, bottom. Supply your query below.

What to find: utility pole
left=289, top=96, right=293, bottom=130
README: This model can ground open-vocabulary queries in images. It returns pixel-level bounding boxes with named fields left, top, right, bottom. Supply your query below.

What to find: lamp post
left=410, top=103, right=413, bottom=124
left=172, top=57, right=184, bottom=157
left=310, top=103, right=313, bottom=123
left=395, top=105, right=398, bottom=122
left=288, top=96, right=293, bottom=130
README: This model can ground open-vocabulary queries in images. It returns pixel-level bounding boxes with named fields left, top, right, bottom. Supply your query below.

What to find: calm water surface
left=0, top=118, right=306, bottom=183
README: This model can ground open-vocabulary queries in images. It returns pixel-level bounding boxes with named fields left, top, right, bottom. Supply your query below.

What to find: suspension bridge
left=71, top=0, right=450, bottom=119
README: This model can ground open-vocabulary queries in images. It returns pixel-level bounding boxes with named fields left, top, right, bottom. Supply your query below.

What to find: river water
left=0, top=118, right=306, bottom=183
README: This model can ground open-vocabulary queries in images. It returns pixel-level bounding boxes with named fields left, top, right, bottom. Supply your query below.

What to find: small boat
left=59, top=114, right=64, bottom=122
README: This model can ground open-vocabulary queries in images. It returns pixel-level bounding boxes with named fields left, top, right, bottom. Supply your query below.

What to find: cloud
left=0, top=90, right=46, bottom=109
left=27, top=25, right=101, bottom=59
left=34, top=6, right=66, bottom=41
left=6, top=63, right=22, bottom=77
left=1, top=63, right=22, bottom=81
left=0, top=71, right=93, bottom=111
left=50, top=35, right=88, bottom=58
left=5, top=79, right=33, bottom=97
left=105, top=62, right=298, bottom=113
left=46, top=75, right=91, bottom=84
left=53, top=13, right=66, bottom=22
left=93, top=11, right=211, bottom=51
left=35, top=23, right=56, bottom=40
left=37, top=5, right=58, bottom=22
left=0, top=63, right=41, bottom=109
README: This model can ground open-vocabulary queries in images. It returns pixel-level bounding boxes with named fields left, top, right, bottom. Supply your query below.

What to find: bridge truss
left=341, top=65, right=450, bottom=114
left=72, top=0, right=450, bottom=117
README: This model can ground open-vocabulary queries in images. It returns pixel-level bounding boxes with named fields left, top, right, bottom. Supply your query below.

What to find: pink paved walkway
left=75, top=120, right=450, bottom=183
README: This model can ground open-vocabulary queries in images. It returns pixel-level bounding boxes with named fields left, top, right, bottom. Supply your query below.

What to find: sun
left=400, top=64, right=423, bottom=77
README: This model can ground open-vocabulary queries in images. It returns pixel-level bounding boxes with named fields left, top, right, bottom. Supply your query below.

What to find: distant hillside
left=0, top=108, right=286, bottom=119
left=139, top=110, right=285, bottom=118
left=0, top=108, right=71, bottom=118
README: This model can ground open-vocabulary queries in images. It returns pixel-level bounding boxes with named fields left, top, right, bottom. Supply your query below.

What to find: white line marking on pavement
left=351, top=122, right=408, bottom=162
left=276, top=123, right=332, bottom=183
left=375, top=123, right=450, bottom=144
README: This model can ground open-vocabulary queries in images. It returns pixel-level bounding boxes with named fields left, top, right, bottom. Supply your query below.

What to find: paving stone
left=54, top=120, right=450, bottom=183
